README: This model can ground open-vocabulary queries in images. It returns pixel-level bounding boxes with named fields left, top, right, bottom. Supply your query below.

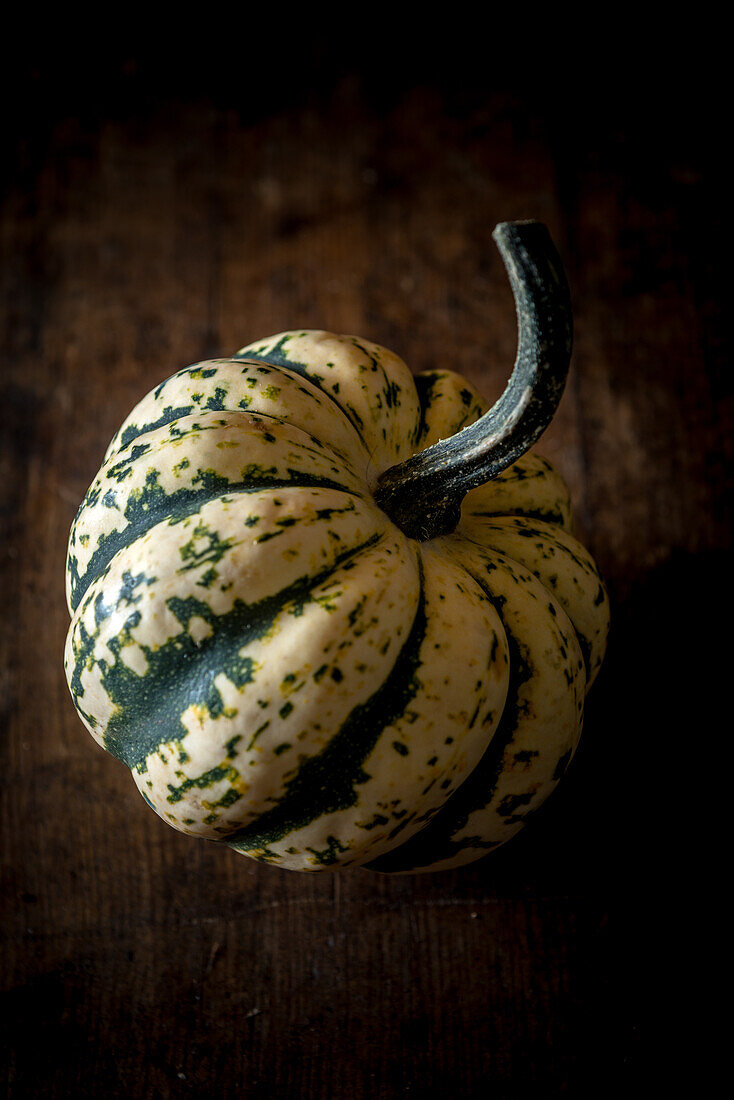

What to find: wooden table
left=2, top=45, right=728, bottom=1098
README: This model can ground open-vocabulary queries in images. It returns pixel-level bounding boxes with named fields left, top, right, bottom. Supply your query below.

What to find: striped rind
left=105, top=358, right=371, bottom=473
left=234, top=331, right=421, bottom=474
left=65, top=331, right=608, bottom=872
left=225, top=545, right=509, bottom=868
left=367, top=544, right=585, bottom=873
left=457, top=514, right=609, bottom=684
left=66, top=407, right=370, bottom=615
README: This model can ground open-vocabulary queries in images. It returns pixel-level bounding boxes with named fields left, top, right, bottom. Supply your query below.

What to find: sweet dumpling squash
left=64, top=222, right=608, bottom=873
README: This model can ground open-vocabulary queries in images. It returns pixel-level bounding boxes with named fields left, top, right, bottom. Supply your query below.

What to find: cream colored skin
left=65, top=330, right=609, bottom=872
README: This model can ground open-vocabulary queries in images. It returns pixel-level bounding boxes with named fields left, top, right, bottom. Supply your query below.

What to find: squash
left=64, top=221, right=608, bottom=873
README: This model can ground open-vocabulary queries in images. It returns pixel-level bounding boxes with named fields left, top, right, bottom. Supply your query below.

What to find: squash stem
left=373, top=221, right=573, bottom=540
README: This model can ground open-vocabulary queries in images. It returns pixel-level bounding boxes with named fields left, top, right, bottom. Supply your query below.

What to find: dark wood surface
left=2, top=41, right=729, bottom=1098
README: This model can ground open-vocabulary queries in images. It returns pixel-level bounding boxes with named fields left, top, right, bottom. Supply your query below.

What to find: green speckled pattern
left=64, top=330, right=609, bottom=872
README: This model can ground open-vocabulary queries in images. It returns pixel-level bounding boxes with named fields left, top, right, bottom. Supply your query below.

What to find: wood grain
left=1, top=46, right=729, bottom=1098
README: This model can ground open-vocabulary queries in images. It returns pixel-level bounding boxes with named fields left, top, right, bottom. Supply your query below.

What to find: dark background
left=1, top=25, right=730, bottom=1099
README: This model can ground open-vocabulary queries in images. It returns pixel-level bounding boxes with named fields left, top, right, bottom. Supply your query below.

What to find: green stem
left=373, top=220, right=573, bottom=540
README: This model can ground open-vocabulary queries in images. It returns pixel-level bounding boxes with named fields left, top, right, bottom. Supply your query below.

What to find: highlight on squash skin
left=64, top=222, right=609, bottom=873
